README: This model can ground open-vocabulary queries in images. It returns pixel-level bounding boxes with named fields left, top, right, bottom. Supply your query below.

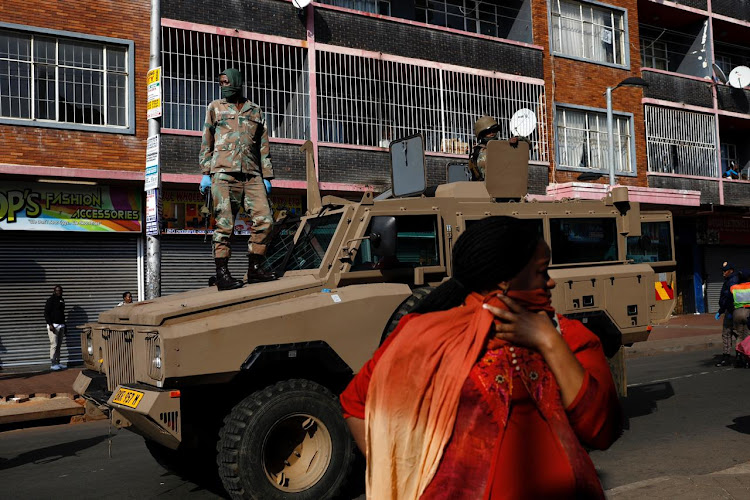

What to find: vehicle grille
left=102, top=329, right=135, bottom=392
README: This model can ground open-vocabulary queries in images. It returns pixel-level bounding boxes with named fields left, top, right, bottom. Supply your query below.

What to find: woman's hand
left=483, top=295, right=558, bottom=353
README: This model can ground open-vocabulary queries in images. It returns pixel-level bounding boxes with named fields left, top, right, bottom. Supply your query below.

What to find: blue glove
left=715, top=312, right=721, bottom=320
left=199, top=175, right=211, bottom=194
left=263, top=179, right=272, bottom=194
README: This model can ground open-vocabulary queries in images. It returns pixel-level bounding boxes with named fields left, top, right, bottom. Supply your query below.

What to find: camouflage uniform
left=468, top=143, right=488, bottom=181
left=199, top=99, right=274, bottom=258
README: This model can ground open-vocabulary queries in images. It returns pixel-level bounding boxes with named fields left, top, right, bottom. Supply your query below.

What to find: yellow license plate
left=112, top=388, right=144, bottom=409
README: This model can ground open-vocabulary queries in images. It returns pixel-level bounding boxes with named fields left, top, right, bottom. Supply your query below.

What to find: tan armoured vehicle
left=74, top=136, right=676, bottom=500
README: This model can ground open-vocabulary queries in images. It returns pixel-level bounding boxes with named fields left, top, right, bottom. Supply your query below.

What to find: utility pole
left=145, top=0, right=162, bottom=299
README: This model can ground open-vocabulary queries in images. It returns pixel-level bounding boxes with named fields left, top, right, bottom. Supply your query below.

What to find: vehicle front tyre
left=217, top=379, right=354, bottom=500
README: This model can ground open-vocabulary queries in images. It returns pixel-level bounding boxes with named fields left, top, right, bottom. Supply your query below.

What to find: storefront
left=159, top=189, right=303, bottom=295
left=0, top=181, right=142, bottom=369
left=698, top=216, right=750, bottom=313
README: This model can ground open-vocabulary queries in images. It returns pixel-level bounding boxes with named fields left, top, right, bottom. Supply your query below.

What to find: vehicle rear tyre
left=217, top=379, right=354, bottom=500
left=380, top=286, right=435, bottom=344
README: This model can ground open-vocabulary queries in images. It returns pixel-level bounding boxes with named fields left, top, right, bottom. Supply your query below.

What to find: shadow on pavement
left=728, top=416, right=750, bottom=435
left=621, top=381, right=675, bottom=429
left=0, top=434, right=108, bottom=471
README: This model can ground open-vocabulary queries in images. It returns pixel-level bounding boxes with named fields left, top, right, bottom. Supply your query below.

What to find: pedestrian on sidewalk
left=44, top=285, right=66, bottom=371
left=716, top=261, right=741, bottom=367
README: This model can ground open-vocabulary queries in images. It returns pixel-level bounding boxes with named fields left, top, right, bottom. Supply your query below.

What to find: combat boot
left=215, top=258, right=244, bottom=291
left=716, top=353, right=731, bottom=367
left=247, top=254, right=278, bottom=283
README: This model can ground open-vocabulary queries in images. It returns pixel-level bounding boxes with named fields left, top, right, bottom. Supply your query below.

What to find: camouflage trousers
left=211, top=172, right=273, bottom=259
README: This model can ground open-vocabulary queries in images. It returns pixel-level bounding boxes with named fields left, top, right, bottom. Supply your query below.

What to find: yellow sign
left=146, top=67, right=161, bottom=85
left=147, top=67, right=162, bottom=120
left=112, top=388, right=144, bottom=409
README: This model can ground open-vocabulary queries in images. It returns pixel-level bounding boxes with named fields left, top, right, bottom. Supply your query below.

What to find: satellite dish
left=509, top=108, right=537, bottom=138
left=728, top=66, right=750, bottom=89
left=292, top=0, right=311, bottom=8
left=712, top=63, right=728, bottom=85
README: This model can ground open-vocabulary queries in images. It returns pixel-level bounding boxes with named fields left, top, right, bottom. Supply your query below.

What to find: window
left=316, top=49, right=548, bottom=162
left=285, top=213, right=343, bottom=271
left=0, top=27, right=131, bottom=129
left=414, top=0, right=521, bottom=39
left=353, top=215, right=440, bottom=270
left=161, top=27, right=310, bottom=138
left=627, top=221, right=672, bottom=264
left=641, top=37, right=668, bottom=70
left=644, top=105, right=717, bottom=177
left=550, top=218, right=618, bottom=264
left=318, top=0, right=391, bottom=15
left=551, top=0, right=627, bottom=66
left=556, top=106, right=633, bottom=174
left=721, top=143, right=740, bottom=177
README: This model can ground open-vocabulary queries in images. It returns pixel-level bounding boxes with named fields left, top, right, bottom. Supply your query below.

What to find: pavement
left=1, top=312, right=747, bottom=498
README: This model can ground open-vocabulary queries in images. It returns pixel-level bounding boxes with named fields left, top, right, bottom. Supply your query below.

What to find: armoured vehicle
left=75, top=136, right=676, bottom=499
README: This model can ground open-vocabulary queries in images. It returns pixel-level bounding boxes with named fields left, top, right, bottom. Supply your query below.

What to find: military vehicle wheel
left=380, top=286, right=435, bottom=344
left=217, top=379, right=353, bottom=500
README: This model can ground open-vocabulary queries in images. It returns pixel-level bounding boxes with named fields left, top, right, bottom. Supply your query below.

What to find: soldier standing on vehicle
left=199, top=68, right=277, bottom=290
left=716, top=261, right=741, bottom=366
left=468, top=115, right=500, bottom=181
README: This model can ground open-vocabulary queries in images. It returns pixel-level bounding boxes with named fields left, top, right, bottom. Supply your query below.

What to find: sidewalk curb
left=625, top=335, right=722, bottom=359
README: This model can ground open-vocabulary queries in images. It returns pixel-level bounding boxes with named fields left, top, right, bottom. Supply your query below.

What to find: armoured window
left=550, top=218, right=617, bottom=264
left=0, top=28, right=130, bottom=128
left=353, top=215, right=439, bottom=270
left=551, top=0, right=627, bottom=66
left=626, top=222, right=672, bottom=264
left=285, top=214, right=343, bottom=271
left=645, top=105, right=718, bottom=177
left=316, top=49, right=548, bottom=162
left=556, top=106, right=633, bottom=174
left=161, top=27, right=310, bottom=138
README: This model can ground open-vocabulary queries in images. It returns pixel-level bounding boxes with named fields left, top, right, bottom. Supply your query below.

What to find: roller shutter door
left=161, top=236, right=246, bottom=295
left=704, top=246, right=750, bottom=313
left=0, top=233, right=139, bottom=369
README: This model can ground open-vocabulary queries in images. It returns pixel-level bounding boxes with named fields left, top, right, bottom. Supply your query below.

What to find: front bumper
left=74, top=371, right=182, bottom=449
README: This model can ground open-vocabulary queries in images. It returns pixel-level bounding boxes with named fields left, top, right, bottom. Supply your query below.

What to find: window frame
left=640, top=37, right=669, bottom=71
left=0, top=22, right=135, bottom=134
left=548, top=0, right=630, bottom=69
left=554, top=102, right=636, bottom=177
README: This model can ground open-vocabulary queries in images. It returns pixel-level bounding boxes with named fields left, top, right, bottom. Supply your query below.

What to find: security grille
left=645, top=105, right=718, bottom=177
left=103, top=328, right=136, bottom=392
left=161, top=26, right=310, bottom=138
left=316, top=49, right=548, bottom=161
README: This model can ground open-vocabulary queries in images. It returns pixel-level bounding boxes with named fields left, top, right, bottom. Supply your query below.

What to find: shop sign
left=698, top=216, right=750, bottom=245
left=0, top=182, right=141, bottom=232
left=161, top=190, right=302, bottom=235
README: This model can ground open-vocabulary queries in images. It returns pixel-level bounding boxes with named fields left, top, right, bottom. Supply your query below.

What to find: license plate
left=112, top=388, right=144, bottom=409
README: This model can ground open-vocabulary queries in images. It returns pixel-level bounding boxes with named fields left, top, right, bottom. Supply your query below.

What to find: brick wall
left=713, top=0, right=750, bottom=22
left=649, top=176, right=720, bottom=205
left=717, top=87, right=750, bottom=115
left=643, top=72, right=714, bottom=109
left=0, top=0, right=150, bottom=173
left=162, top=0, right=306, bottom=41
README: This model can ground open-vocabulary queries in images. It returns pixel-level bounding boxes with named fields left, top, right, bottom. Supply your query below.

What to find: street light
left=605, top=76, right=649, bottom=186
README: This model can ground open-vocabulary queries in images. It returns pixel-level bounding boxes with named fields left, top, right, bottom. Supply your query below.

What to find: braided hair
left=412, top=216, right=542, bottom=314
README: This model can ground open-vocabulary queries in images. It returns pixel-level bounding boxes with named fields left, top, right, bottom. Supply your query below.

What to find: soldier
left=199, top=68, right=278, bottom=290
left=468, top=115, right=500, bottom=181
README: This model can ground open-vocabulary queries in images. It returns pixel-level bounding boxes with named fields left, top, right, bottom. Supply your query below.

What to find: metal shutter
left=704, top=246, right=750, bottom=313
left=161, top=235, right=246, bottom=295
left=0, top=232, right=138, bottom=369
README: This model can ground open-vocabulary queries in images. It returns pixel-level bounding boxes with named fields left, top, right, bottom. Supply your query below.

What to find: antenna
left=712, top=63, right=728, bottom=85
left=509, top=108, right=537, bottom=138
left=728, top=66, right=750, bottom=89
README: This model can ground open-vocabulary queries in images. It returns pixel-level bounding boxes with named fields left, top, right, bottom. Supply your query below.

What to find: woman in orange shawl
left=340, top=216, right=622, bottom=499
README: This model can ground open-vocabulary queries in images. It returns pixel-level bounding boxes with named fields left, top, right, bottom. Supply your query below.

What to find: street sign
left=147, top=67, right=162, bottom=120
left=146, top=188, right=161, bottom=236
left=145, top=134, right=160, bottom=191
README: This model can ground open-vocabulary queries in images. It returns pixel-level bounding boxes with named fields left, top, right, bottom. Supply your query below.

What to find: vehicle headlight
left=86, top=333, right=93, bottom=356
left=153, top=345, right=162, bottom=370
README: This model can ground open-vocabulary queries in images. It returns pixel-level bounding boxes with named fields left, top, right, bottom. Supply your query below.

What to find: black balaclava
left=220, top=68, right=243, bottom=100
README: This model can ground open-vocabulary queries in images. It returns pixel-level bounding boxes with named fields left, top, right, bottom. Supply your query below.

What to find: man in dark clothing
left=44, top=285, right=66, bottom=371
left=716, top=262, right=741, bottom=366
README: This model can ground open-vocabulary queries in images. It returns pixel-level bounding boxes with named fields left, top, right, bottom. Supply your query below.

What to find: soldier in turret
left=199, top=68, right=277, bottom=290
left=468, top=115, right=500, bottom=181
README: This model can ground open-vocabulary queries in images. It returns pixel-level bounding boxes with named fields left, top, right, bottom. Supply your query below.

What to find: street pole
left=606, top=86, right=616, bottom=186
left=145, top=0, right=161, bottom=299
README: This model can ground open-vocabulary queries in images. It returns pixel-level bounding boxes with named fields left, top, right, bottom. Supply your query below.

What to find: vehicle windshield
left=284, top=213, right=343, bottom=271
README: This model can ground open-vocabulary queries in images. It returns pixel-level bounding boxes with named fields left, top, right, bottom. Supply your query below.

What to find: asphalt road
left=1, top=348, right=748, bottom=499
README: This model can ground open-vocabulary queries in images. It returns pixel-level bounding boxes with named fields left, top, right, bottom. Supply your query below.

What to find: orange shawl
left=364, top=292, right=501, bottom=500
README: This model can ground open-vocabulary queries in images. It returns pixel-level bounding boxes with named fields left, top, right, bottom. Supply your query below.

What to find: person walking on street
left=199, top=68, right=277, bottom=291
left=716, top=261, right=741, bottom=366
left=44, top=285, right=66, bottom=371
left=117, top=291, right=133, bottom=307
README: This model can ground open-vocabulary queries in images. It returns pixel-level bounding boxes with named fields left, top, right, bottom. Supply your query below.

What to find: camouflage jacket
left=468, top=142, right=487, bottom=181
left=199, top=99, right=274, bottom=179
